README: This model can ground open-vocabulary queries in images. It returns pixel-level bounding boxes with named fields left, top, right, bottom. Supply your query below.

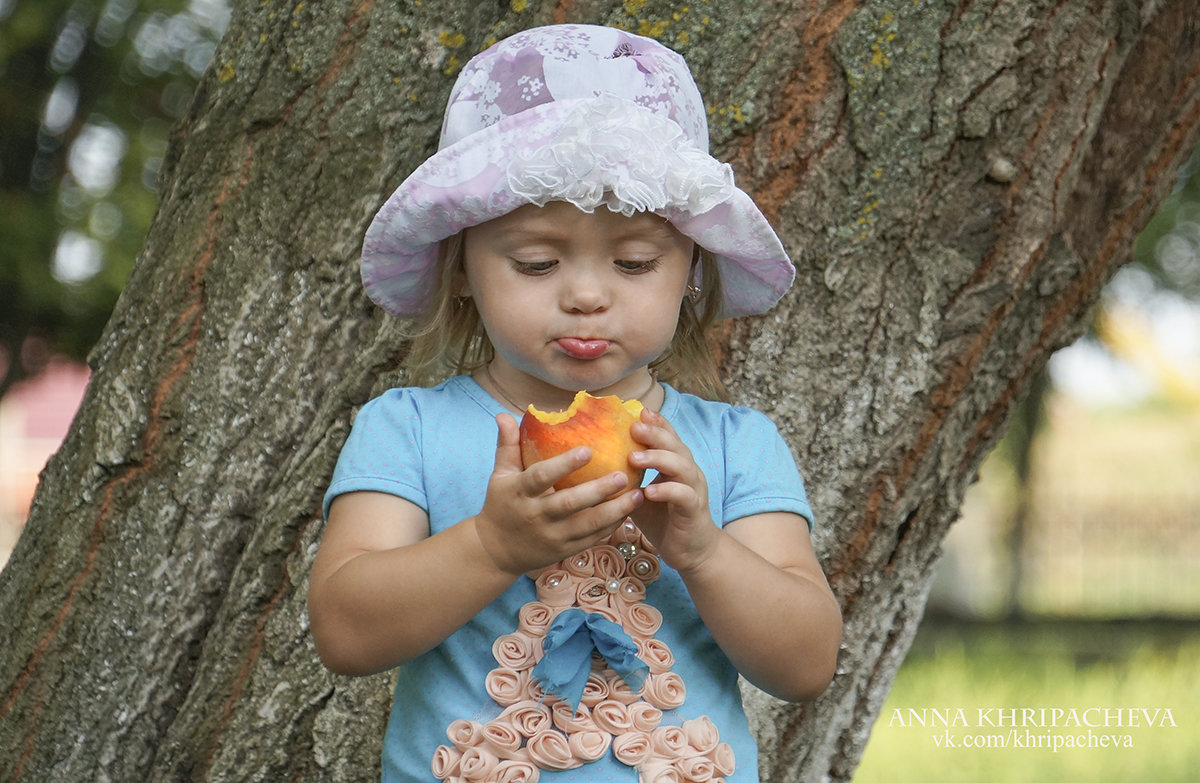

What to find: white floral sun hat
left=361, top=24, right=795, bottom=319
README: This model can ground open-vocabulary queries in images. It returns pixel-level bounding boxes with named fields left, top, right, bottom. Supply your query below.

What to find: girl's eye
left=512, top=259, right=557, bottom=275
left=616, top=257, right=661, bottom=273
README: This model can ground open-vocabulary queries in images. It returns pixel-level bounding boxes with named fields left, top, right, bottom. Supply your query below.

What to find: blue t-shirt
left=324, top=376, right=812, bottom=783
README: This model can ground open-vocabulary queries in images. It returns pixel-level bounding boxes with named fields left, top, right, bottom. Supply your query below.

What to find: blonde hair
left=404, top=231, right=728, bottom=400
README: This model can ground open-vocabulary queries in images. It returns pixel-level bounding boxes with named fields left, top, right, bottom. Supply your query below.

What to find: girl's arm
left=309, top=491, right=514, bottom=675
left=680, top=513, right=842, bottom=702
left=629, top=409, right=842, bottom=702
left=308, top=414, right=644, bottom=675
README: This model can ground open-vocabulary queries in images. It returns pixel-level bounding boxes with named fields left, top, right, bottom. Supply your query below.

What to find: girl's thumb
left=493, top=413, right=524, bottom=471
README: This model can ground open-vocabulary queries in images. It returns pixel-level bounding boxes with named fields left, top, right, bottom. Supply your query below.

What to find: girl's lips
left=556, top=337, right=610, bottom=360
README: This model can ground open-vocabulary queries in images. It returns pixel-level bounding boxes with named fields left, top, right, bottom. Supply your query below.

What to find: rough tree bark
left=1, top=0, right=1197, bottom=781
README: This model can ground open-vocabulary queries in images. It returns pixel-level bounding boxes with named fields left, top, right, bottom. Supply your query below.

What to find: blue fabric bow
left=530, top=608, right=649, bottom=711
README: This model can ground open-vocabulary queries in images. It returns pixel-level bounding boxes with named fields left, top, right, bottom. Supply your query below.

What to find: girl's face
left=462, top=201, right=694, bottom=406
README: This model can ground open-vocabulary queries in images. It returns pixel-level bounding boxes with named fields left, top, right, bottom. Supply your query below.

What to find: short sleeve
left=718, top=407, right=814, bottom=530
left=323, top=389, right=428, bottom=518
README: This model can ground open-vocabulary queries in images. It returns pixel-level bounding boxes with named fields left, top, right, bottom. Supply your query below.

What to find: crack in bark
left=199, top=542, right=300, bottom=777
left=735, top=0, right=861, bottom=225
left=828, top=226, right=1046, bottom=593
left=552, top=0, right=576, bottom=25
left=1049, top=37, right=1117, bottom=223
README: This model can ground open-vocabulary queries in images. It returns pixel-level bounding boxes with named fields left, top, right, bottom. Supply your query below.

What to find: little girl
left=309, top=24, right=841, bottom=783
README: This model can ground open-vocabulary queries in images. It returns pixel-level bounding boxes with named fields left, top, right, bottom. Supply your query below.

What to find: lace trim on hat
left=506, top=94, right=735, bottom=218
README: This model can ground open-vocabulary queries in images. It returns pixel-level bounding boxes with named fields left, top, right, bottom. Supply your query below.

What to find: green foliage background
left=0, top=0, right=227, bottom=393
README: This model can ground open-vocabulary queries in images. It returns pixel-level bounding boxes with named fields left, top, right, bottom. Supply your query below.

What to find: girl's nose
left=560, top=267, right=609, bottom=313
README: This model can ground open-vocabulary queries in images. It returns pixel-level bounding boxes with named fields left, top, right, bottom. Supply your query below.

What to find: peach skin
left=519, top=391, right=645, bottom=497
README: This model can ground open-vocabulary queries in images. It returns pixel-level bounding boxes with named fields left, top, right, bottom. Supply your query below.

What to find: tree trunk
left=2, top=1, right=1197, bottom=781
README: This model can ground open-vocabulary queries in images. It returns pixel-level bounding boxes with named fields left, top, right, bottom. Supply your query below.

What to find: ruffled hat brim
left=361, top=94, right=794, bottom=320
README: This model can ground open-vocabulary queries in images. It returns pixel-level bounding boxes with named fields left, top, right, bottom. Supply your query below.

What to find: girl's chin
left=524, top=368, right=643, bottom=398
left=494, top=351, right=655, bottom=395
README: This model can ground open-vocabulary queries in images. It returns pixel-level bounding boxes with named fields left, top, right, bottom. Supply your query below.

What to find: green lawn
left=854, top=619, right=1199, bottom=782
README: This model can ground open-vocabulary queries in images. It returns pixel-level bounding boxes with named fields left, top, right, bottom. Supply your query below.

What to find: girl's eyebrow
left=495, top=225, right=677, bottom=245
left=615, top=222, right=678, bottom=241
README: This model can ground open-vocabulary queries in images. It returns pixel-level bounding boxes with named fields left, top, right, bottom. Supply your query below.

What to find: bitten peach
left=519, top=391, right=645, bottom=495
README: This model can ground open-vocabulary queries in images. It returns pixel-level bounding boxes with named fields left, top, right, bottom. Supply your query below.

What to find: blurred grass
left=855, top=618, right=1200, bottom=782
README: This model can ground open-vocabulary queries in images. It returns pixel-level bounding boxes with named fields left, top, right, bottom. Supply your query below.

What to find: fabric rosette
left=651, top=725, right=690, bottom=758
left=534, top=569, right=577, bottom=606
left=620, top=602, right=663, bottom=637
left=627, top=702, right=663, bottom=733
left=607, top=670, right=644, bottom=704
left=591, top=545, right=626, bottom=580
left=505, top=96, right=735, bottom=220
left=459, top=747, right=502, bottom=781
left=709, top=742, right=735, bottom=777
left=589, top=699, right=634, bottom=734
left=494, top=759, right=540, bottom=783
left=611, top=519, right=642, bottom=546
left=632, top=531, right=658, bottom=556
left=624, top=553, right=661, bottom=585
left=563, top=549, right=595, bottom=577
left=682, top=716, right=720, bottom=755
left=481, top=720, right=525, bottom=760
left=575, top=577, right=612, bottom=610
left=447, top=719, right=487, bottom=751
left=637, top=638, right=676, bottom=675
left=524, top=675, right=549, bottom=703
left=432, top=745, right=463, bottom=779
left=517, top=602, right=557, bottom=636
left=611, top=731, right=654, bottom=767
left=492, top=631, right=540, bottom=670
left=434, top=514, right=737, bottom=783
left=497, top=701, right=554, bottom=738
left=568, top=729, right=612, bottom=763
left=676, top=755, right=717, bottom=783
left=551, top=701, right=596, bottom=733
left=642, top=672, right=686, bottom=710
left=526, top=729, right=581, bottom=770
left=613, top=577, right=646, bottom=604
left=579, top=672, right=611, bottom=707
left=486, top=668, right=532, bottom=707
left=639, top=757, right=681, bottom=783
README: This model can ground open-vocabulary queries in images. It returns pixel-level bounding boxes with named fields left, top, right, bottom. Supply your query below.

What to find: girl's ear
left=689, top=243, right=703, bottom=286
left=452, top=269, right=471, bottom=298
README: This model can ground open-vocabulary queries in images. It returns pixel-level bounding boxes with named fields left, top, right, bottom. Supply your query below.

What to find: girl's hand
left=474, top=414, right=642, bottom=576
left=627, top=408, right=719, bottom=574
